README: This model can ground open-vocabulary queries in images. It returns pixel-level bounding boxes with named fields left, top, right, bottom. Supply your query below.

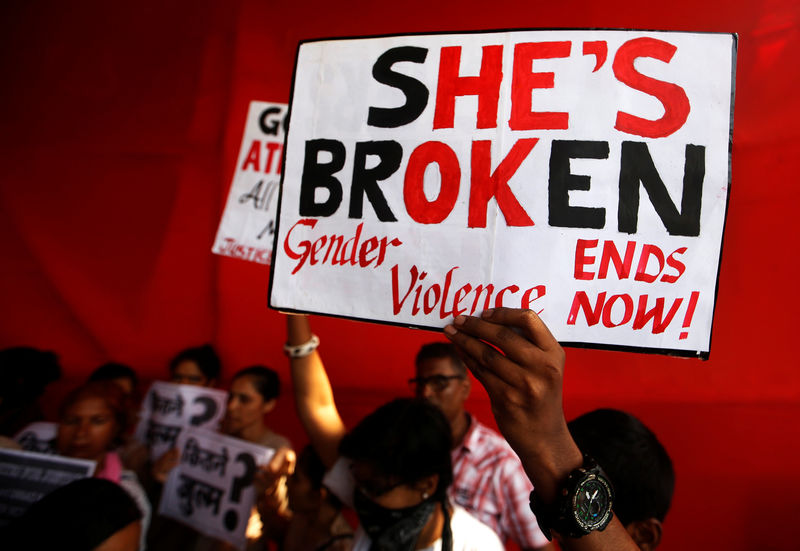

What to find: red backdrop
left=1, top=1, right=798, bottom=549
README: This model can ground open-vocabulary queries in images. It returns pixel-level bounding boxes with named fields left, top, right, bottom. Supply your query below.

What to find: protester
left=146, top=346, right=225, bottom=551
left=283, top=445, right=354, bottom=551
left=150, top=344, right=223, bottom=481
left=0, top=346, right=61, bottom=436
left=289, top=316, right=549, bottom=549
left=225, top=365, right=291, bottom=450
left=169, top=344, right=221, bottom=387
left=285, top=314, right=503, bottom=551
left=443, top=307, right=643, bottom=550
left=3, top=478, right=143, bottom=551
left=412, top=342, right=550, bottom=549
left=88, top=362, right=142, bottom=455
left=225, top=365, right=294, bottom=549
left=149, top=365, right=293, bottom=551
left=568, top=409, right=675, bottom=550
left=56, top=381, right=151, bottom=550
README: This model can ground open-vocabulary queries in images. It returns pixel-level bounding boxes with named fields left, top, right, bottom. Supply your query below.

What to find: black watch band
left=529, top=455, right=614, bottom=540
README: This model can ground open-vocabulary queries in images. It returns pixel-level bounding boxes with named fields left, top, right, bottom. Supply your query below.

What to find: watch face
left=572, top=475, right=613, bottom=531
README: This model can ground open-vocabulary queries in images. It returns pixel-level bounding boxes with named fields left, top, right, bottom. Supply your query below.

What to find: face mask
left=353, top=488, right=436, bottom=551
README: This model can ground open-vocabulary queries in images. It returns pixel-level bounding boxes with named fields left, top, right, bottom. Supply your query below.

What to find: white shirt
left=324, top=458, right=504, bottom=551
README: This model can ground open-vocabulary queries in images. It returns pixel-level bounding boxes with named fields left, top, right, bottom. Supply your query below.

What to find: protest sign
left=134, top=381, right=228, bottom=462
left=14, top=422, right=58, bottom=454
left=0, top=448, right=95, bottom=526
left=213, top=101, right=288, bottom=264
left=158, top=427, right=274, bottom=550
left=269, top=29, right=736, bottom=358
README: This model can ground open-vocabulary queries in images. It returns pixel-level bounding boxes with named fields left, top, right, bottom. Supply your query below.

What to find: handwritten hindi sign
left=0, top=449, right=95, bottom=527
left=269, top=30, right=736, bottom=358
left=134, top=381, right=228, bottom=462
left=213, top=101, right=288, bottom=264
left=14, top=422, right=58, bottom=455
left=159, top=427, right=274, bottom=550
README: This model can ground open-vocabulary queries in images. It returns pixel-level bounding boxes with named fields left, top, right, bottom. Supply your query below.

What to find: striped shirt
left=449, top=415, right=549, bottom=549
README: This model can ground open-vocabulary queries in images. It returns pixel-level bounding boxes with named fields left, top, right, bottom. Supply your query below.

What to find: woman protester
left=56, top=381, right=151, bottom=550
left=150, top=365, right=293, bottom=551
left=224, top=365, right=294, bottom=549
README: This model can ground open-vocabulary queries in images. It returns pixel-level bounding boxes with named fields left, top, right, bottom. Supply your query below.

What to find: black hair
left=89, top=362, right=138, bottom=388
left=0, top=347, right=61, bottom=435
left=232, top=365, right=280, bottom=402
left=0, top=346, right=61, bottom=401
left=415, top=342, right=466, bottom=376
left=4, top=477, right=142, bottom=549
left=339, top=398, right=453, bottom=498
left=568, top=408, right=675, bottom=525
left=169, top=344, right=221, bottom=381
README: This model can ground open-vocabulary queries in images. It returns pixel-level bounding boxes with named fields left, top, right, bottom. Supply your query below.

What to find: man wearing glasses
left=409, top=343, right=552, bottom=551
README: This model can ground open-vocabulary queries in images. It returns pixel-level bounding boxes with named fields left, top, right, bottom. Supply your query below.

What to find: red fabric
left=1, top=1, right=799, bottom=549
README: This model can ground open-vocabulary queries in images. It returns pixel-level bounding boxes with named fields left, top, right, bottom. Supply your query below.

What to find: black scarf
left=354, top=489, right=454, bottom=551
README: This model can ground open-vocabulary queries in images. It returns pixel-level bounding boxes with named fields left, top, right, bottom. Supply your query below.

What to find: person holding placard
left=224, top=365, right=294, bottom=549
left=56, top=381, right=151, bottom=550
left=285, top=314, right=503, bottom=551
left=150, top=344, right=223, bottom=482
left=286, top=316, right=549, bottom=550
left=442, top=308, right=642, bottom=550
left=410, top=342, right=551, bottom=550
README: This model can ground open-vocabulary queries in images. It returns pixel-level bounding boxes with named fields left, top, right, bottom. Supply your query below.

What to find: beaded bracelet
left=283, top=334, right=320, bottom=358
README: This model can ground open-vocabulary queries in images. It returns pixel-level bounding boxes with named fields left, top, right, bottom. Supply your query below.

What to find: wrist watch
left=529, top=455, right=614, bottom=540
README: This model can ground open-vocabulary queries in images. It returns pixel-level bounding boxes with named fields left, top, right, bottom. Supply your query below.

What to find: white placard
left=158, top=427, right=274, bottom=550
left=0, top=448, right=95, bottom=526
left=213, top=101, right=288, bottom=264
left=14, top=422, right=58, bottom=455
left=134, top=381, right=229, bottom=462
left=270, top=29, right=736, bottom=358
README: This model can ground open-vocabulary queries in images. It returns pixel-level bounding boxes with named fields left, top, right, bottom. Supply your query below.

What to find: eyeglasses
left=407, top=374, right=464, bottom=392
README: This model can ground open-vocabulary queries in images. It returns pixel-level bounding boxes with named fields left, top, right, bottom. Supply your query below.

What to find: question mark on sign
left=189, top=396, right=218, bottom=426
left=223, top=452, right=257, bottom=531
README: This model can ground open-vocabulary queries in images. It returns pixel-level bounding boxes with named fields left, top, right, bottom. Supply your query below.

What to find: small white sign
left=0, top=449, right=96, bottom=526
left=158, top=427, right=275, bottom=550
left=134, top=381, right=229, bottom=462
left=213, top=101, right=288, bottom=264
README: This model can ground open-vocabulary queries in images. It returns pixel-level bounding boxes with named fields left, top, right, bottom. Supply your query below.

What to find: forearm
left=443, top=309, right=639, bottom=551
left=517, top=442, right=636, bottom=551
left=286, top=314, right=346, bottom=467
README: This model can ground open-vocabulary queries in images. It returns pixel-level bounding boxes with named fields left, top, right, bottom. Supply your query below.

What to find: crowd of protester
left=0, top=308, right=674, bottom=551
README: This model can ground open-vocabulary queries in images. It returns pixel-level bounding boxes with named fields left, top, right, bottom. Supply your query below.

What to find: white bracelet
left=283, top=334, right=320, bottom=358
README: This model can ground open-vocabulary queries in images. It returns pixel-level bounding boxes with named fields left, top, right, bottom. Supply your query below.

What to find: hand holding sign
left=253, top=447, right=296, bottom=515
left=159, top=427, right=275, bottom=550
